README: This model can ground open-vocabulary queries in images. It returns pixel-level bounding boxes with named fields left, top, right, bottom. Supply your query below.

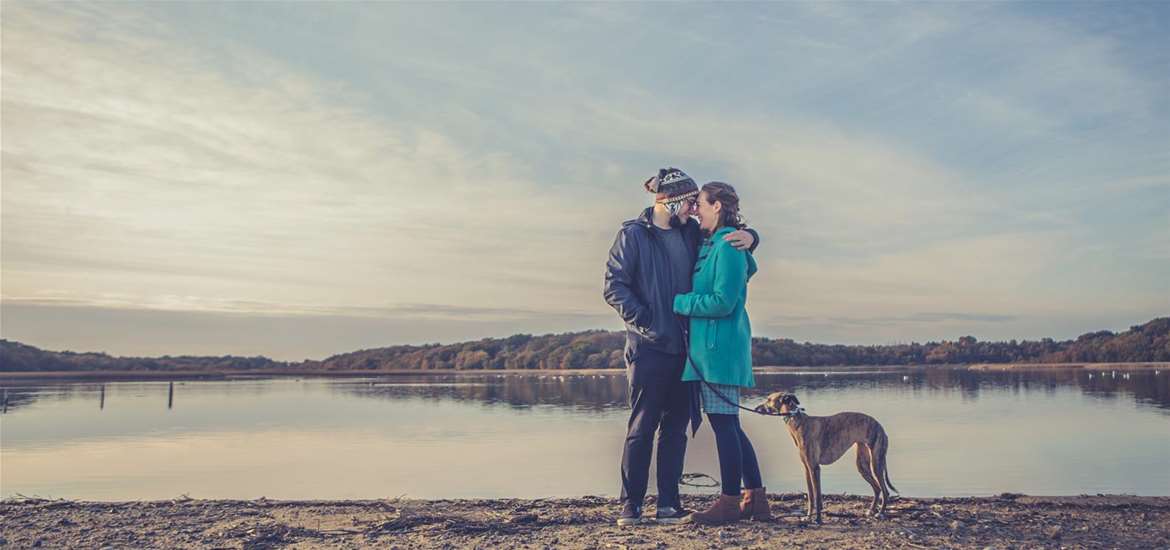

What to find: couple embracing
left=603, top=167, right=767, bottom=526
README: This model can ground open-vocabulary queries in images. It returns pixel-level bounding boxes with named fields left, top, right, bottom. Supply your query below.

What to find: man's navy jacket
left=603, top=206, right=759, bottom=363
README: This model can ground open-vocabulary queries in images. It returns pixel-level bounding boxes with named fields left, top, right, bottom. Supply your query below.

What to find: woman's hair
left=700, top=181, right=745, bottom=229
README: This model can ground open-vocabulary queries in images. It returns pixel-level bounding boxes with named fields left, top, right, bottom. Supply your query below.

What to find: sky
left=2, top=2, right=1168, bottom=361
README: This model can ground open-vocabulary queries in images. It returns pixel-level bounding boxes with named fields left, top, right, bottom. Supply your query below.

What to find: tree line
left=0, top=340, right=286, bottom=372
left=2, top=317, right=1167, bottom=372
left=315, top=317, right=1169, bottom=371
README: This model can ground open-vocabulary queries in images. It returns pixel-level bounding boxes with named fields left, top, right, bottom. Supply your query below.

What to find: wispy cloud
left=766, top=312, right=1019, bottom=331
left=2, top=295, right=608, bottom=324
left=2, top=2, right=1166, bottom=355
left=2, top=3, right=614, bottom=319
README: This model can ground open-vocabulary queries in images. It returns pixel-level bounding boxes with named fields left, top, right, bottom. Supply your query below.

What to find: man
left=603, top=167, right=759, bottom=525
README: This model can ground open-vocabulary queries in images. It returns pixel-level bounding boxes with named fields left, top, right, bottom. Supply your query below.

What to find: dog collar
left=781, top=407, right=805, bottom=423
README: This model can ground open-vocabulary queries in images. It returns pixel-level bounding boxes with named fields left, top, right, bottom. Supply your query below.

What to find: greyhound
left=755, top=392, right=898, bottom=523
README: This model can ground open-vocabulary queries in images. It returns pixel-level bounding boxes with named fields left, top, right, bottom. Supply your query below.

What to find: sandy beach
left=2, top=493, right=1168, bottom=549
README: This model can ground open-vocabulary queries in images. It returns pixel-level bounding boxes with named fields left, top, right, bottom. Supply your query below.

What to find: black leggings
left=708, top=413, right=763, bottom=496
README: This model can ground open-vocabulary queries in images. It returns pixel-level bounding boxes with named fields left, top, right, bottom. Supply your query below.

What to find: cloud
left=2, top=3, right=1166, bottom=356
left=766, top=312, right=1017, bottom=329
left=0, top=302, right=613, bottom=361
left=2, top=295, right=609, bottom=324
left=2, top=3, right=617, bottom=322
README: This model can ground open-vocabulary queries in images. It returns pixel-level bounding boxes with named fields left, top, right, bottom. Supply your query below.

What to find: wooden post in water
left=99, top=384, right=105, bottom=410
left=168, top=381, right=174, bottom=410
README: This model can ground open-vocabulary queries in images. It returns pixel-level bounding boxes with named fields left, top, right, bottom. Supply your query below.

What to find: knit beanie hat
left=644, top=167, right=699, bottom=215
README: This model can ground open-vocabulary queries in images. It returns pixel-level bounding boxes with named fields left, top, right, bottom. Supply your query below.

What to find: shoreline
left=2, top=494, right=1167, bottom=549
left=1, top=362, right=1165, bottom=383
left=966, top=361, right=1167, bottom=371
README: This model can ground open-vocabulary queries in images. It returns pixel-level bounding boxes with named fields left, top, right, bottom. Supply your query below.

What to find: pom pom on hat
left=644, top=167, right=698, bottom=203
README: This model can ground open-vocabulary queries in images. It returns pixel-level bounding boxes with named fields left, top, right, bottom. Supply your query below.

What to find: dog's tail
left=884, top=465, right=899, bottom=495
left=880, top=431, right=900, bottom=495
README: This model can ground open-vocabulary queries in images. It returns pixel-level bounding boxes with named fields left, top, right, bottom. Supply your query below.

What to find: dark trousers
left=620, top=348, right=691, bottom=509
left=707, top=413, right=763, bottom=496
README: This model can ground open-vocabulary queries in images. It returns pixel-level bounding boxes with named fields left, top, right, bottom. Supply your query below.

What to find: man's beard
left=664, top=200, right=688, bottom=227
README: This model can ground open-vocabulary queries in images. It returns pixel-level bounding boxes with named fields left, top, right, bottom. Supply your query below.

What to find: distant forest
left=313, top=317, right=1170, bottom=370
left=2, top=317, right=1167, bottom=372
left=0, top=341, right=287, bottom=372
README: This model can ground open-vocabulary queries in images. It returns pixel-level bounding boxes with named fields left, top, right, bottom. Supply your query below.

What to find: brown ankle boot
left=739, top=487, right=771, bottom=521
left=690, top=494, right=741, bottom=525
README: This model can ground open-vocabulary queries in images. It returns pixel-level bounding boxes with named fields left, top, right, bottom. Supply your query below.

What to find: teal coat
left=672, top=226, right=758, bottom=388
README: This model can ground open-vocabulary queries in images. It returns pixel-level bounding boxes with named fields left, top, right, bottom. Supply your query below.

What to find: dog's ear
left=782, top=393, right=800, bottom=406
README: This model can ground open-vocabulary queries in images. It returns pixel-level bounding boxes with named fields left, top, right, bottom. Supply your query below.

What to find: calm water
left=2, top=368, right=1168, bottom=501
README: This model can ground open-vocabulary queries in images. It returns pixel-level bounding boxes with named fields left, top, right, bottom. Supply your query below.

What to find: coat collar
left=633, top=206, right=699, bottom=232
left=703, top=225, right=737, bottom=242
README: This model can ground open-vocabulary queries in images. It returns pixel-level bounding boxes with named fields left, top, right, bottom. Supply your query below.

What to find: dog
left=755, top=392, right=898, bottom=523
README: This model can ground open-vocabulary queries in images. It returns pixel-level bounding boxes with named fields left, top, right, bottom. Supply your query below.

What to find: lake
left=2, top=367, right=1167, bottom=501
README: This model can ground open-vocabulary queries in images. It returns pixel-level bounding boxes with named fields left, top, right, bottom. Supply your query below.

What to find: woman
left=672, top=182, right=768, bottom=525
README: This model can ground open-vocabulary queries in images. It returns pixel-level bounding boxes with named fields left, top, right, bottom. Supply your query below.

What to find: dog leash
left=675, top=317, right=795, bottom=418
left=672, top=316, right=794, bottom=493
left=678, top=473, right=720, bottom=488
left=674, top=318, right=787, bottom=494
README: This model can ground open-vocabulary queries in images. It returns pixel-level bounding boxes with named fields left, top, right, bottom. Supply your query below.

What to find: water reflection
left=2, top=369, right=1167, bottom=500
left=330, top=368, right=1170, bottom=414
left=2, top=368, right=1167, bottom=415
left=342, top=373, right=631, bottom=412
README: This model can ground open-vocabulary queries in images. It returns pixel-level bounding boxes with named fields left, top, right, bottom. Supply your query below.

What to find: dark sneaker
left=654, top=505, right=692, bottom=524
left=616, top=503, right=643, bottom=526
